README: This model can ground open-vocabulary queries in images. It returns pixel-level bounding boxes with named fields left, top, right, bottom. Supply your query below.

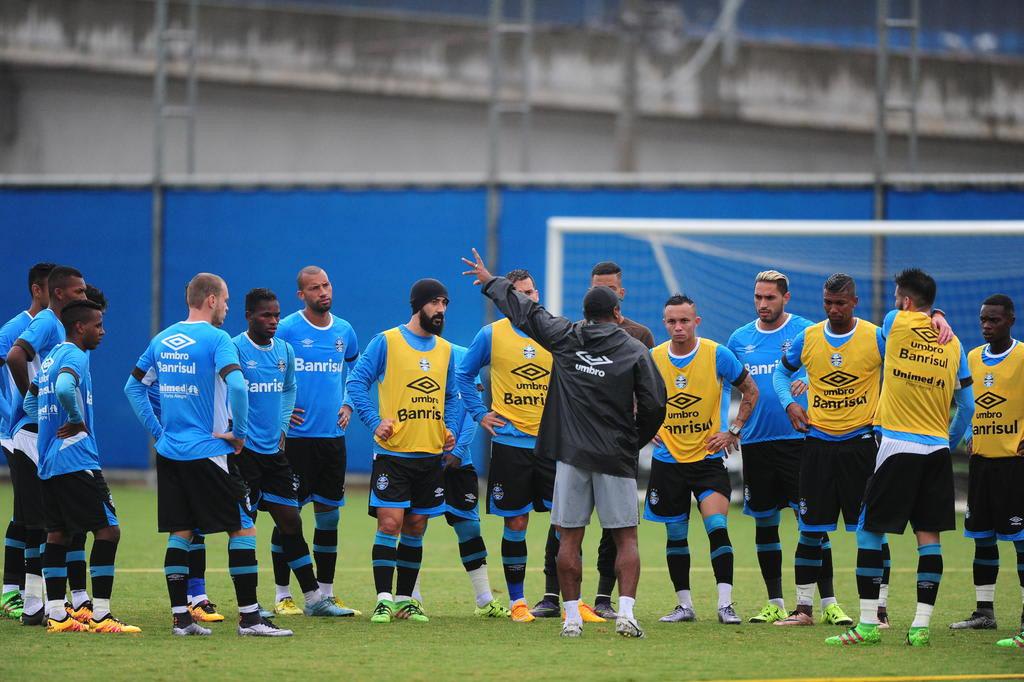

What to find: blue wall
left=2, top=185, right=1021, bottom=471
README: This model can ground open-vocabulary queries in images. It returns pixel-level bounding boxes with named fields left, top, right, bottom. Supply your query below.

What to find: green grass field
left=0, top=482, right=1021, bottom=681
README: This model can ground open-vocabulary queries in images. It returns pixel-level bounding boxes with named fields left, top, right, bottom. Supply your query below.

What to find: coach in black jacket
left=462, top=249, right=666, bottom=639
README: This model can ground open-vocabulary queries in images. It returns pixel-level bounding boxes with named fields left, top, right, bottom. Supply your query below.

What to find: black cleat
left=531, top=597, right=560, bottom=618
left=22, top=607, right=45, bottom=626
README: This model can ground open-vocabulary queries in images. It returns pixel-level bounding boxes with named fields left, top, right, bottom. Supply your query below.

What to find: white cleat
left=238, top=616, right=294, bottom=637
left=560, top=620, right=583, bottom=638
left=615, top=616, right=646, bottom=638
left=172, top=622, right=212, bottom=636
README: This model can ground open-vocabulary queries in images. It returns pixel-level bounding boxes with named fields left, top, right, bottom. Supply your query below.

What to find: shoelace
left=199, top=602, right=218, bottom=613
left=373, top=603, right=391, bottom=616
left=400, top=602, right=425, bottom=616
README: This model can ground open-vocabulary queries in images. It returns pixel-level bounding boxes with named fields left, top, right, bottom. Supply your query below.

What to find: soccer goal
left=545, top=218, right=1024, bottom=351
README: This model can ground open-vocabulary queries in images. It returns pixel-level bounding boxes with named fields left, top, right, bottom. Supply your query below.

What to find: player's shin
left=913, top=543, right=943, bottom=628
left=501, top=526, right=527, bottom=605
left=855, top=529, right=884, bottom=626
left=372, top=531, right=399, bottom=599
left=313, top=508, right=339, bottom=596
left=42, top=541, right=68, bottom=620
left=705, top=514, right=734, bottom=608
left=754, top=513, right=784, bottom=606
left=395, top=533, right=423, bottom=600
left=165, top=535, right=191, bottom=619
left=228, top=535, right=260, bottom=622
left=89, top=539, right=116, bottom=620
left=67, top=532, right=89, bottom=608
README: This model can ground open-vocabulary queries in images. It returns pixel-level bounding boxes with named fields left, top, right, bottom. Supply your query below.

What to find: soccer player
left=457, top=268, right=558, bottom=622
left=124, top=272, right=291, bottom=637
left=949, top=294, right=1024, bottom=649
left=0, top=262, right=54, bottom=621
left=727, top=270, right=828, bottom=624
left=644, top=294, right=758, bottom=625
left=5, top=265, right=87, bottom=625
left=29, top=299, right=139, bottom=633
left=347, top=278, right=461, bottom=624
left=274, top=266, right=359, bottom=616
left=232, top=287, right=350, bottom=617
left=826, top=268, right=973, bottom=647
left=772, top=274, right=885, bottom=627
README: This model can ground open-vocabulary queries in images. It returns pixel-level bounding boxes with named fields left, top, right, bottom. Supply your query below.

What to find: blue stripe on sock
left=666, top=547, right=690, bottom=556
left=453, top=520, right=481, bottom=543
left=508, top=582, right=525, bottom=601
left=372, top=560, right=397, bottom=568
left=228, top=536, right=257, bottom=551
left=709, top=546, right=733, bottom=560
left=65, top=550, right=86, bottom=562
left=312, top=544, right=337, bottom=554
left=502, top=555, right=528, bottom=564
left=794, top=558, right=822, bottom=567
left=270, top=544, right=284, bottom=554
left=229, top=565, right=259, bottom=576
left=856, top=530, right=883, bottom=550
left=395, top=560, right=421, bottom=570
left=399, top=534, right=424, bottom=548
left=798, top=534, right=821, bottom=546
left=461, top=550, right=488, bottom=564
left=695, top=489, right=714, bottom=503
left=855, top=567, right=884, bottom=577
left=502, top=528, right=528, bottom=542
left=167, top=536, right=191, bottom=551
left=666, top=521, right=689, bottom=541
left=821, top=542, right=832, bottom=550
left=4, top=538, right=25, bottom=549
left=753, top=511, right=781, bottom=526
left=756, top=543, right=782, bottom=552
left=25, top=547, right=40, bottom=559
left=164, top=565, right=188, bottom=575
left=374, top=531, right=399, bottom=547
left=90, top=565, right=115, bottom=577
left=315, top=509, right=340, bottom=528
left=973, top=559, right=1000, bottom=566
left=703, top=514, right=727, bottom=533
left=918, top=543, right=941, bottom=556
left=917, top=572, right=942, bottom=583
left=42, top=567, right=67, bottom=578
left=288, top=555, right=313, bottom=570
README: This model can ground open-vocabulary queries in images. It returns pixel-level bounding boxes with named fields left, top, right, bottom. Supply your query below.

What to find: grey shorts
left=550, top=461, right=639, bottom=529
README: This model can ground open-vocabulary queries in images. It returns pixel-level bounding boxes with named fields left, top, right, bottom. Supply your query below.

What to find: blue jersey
left=728, top=313, right=812, bottom=444
left=136, top=321, right=240, bottom=461
left=11, top=308, right=65, bottom=434
left=35, top=343, right=100, bottom=479
left=277, top=311, right=359, bottom=439
left=0, top=311, right=34, bottom=441
left=233, top=332, right=296, bottom=455
left=451, top=344, right=480, bottom=468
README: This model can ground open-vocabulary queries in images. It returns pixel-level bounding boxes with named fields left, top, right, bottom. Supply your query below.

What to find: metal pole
left=520, top=0, right=533, bottom=173
left=872, top=0, right=889, bottom=323
left=152, top=0, right=167, bottom=339
left=908, top=0, right=920, bottom=173
left=185, top=0, right=199, bottom=174
left=615, top=0, right=639, bottom=173
left=485, top=0, right=503, bottom=324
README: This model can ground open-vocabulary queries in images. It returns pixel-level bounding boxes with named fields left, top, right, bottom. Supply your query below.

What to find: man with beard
left=273, top=266, right=360, bottom=616
left=346, top=278, right=461, bottom=624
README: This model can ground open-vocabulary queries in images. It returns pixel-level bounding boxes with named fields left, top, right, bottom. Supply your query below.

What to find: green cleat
left=474, top=600, right=511, bottom=618
left=749, top=602, right=787, bottom=624
left=395, top=599, right=429, bottom=623
left=995, top=631, right=1024, bottom=649
left=906, top=626, right=930, bottom=647
left=821, top=603, right=854, bottom=626
left=825, top=623, right=881, bottom=646
left=370, top=599, right=395, bottom=624
left=1, top=590, right=24, bottom=620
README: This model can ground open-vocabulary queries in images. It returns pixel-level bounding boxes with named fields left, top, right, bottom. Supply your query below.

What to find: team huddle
left=0, top=255, right=1022, bottom=649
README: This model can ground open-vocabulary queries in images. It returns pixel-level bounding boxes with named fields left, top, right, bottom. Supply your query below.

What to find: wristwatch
left=727, top=423, right=742, bottom=437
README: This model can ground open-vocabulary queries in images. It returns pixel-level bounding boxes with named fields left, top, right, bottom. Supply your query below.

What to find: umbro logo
left=667, top=392, right=701, bottom=411
left=575, top=351, right=613, bottom=367
left=434, top=487, right=444, bottom=498
left=246, top=360, right=258, bottom=368
left=161, top=333, right=196, bottom=351
left=511, top=363, right=549, bottom=382
left=301, top=338, right=314, bottom=348
left=407, top=377, right=441, bottom=395
left=975, top=391, right=1007, bottom=410
left=911, top=327, right=939, bottom=344
left=821, top=370, right=857, bottom=388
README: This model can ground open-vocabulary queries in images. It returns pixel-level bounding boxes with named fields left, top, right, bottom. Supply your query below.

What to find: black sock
left=228, top=536, right=259, bottom=611
left=705, top=515, right=733, bottom=586
left=42, top=542, right=68, bottom=612
left=24, top=528, right=44, bottom=604
left=501, top=526, right=527, bottom=602
left=187, top=533, right=206, bottom=601
left=818, top=534, right=835, bottom=600
left=794, top=532, right=824, bottom=601
left=973, top=537, right=999, bottom=612
left=454, top=521, right=487, bottom=572
left=880, top=540, right=891, bottom=609
left=313, top=510, right=339, bottom=587
left=281, top=532, right=319, bottom=595
left=270, top=527, right=291, bottom=594
left=543, top=525, right=560, bottom=601
left=666, top=521, right=690, bottom=591
left=595, top=528, right=616, bottom=605
left=372, top=531, right=398, bottom=596
left=754, top=516, right=783, bottom=601
left=164, top=535, right=190, bottom=615
left=2, top=520, right=25, bottom=590
left=89, top=539, right=117, bottom=602
left=395, top=534, right=423, bottom=598
left=855, top=531, right=884, bottom=600
left=917, top=543, right=943, bottom=607
left=66, top=532, right=87, bottom=595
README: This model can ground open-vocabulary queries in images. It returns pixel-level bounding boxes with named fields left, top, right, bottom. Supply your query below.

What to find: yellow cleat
left=190, top=600, right=225, bottom=623
left=47, top=616, right=89, bottom=633
left=273, top=597, right=304, bottom=616
left=579, top=602, right=607, bottom=623
left=511, top=602, right=536, bottom=622
left=68, top=600, right=93, bottom=624
left=89, top=614, right=141, bottom=633
left=330, top=596, right=362, bottom=617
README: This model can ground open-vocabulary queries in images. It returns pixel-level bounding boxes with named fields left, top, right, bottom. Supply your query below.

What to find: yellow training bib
left=968, top=341, right=1024, bottom=458
left=376, top=327, right=451, bottom=454
left=489, top=318, right=552, bottom=436
left=654, top=339, right=723, bottom=464
left=802, top=319, right=882, bottom=436
left=876, top=311, right=962, bottom=439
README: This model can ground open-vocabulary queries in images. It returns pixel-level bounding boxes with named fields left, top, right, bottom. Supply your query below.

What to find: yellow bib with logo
left=376, top=327, right=451, bottom=454
left=802, top=319, right=882, bottom=436
left=968, top=342, right=1024, bottom=458
left=489, top=318, right=551, bottom=436
left=876, top=311, right=962, bottom=439
left=654, top=339, right=723, bottom=464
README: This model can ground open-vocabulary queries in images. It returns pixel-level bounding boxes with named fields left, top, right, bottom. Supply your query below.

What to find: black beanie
left=583, top=286, right=619, bottom=320
left=410, top=278, right=449, bottom=313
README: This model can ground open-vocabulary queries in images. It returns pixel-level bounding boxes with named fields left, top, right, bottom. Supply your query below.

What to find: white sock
left=676, top=589, right=692, bottom=608
left=796, top=584, right=814, bottom=607
left=976, top=584, right=996, bottom=604
left=395, top=594, right=411, bottom=603
left=238, top=603, right=259, bottom=615
left=717, top=583, right=733, bottom=610
left=275, top=585, right=292, bottom=602
left=769, top=597, right=785, bottom=610
left=2, top=583, right=18, bottom=595
left=377, top=592, right=393, bottom=603
left=46, top=599, right=66, bottom=620
left=821, top=596, right=837, bottom=609
left=564, top=599, right=582, bottom=625
left=318, top=582, right=333, bottom=598
left=878, top=583, right=889, bottom=608
left=24, top=573, right=43, bottom=603
left=303, top=589, right=322, bottom=606
left=71, top=589, right=89, bottom=608
left=171, top=605, right=188, bottom=615
left=860, top=598, right=879, bottom=625
left=412, top=575, right=423, bottom=603
left=510, top=597, right=527, bottom=609
left=619, top=596, right=635, bottom=619
left=467, top=566, right=492, bottom=608
left=190, top=593, right=208, bottom=608
left=92, top=598, right=110, bottom=620
left=911, top=603, right=933, bottom=628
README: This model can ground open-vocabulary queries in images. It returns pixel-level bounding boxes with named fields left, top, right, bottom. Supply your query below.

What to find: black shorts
left=9, top=431, right=44, bottom=529
left=368, top=454, right=445, bottom=518
left=643, top=457, right=731, bottom=524
left=487, top=441, right=556, bottom=517
left=41, top=470, right=118, bottom=534
left=798, top=434, right=876, bottom=533
left=156, top=454, right=253, bottom=534
left=232, top=448, right=301, bottom=520
left=860, top=448, right=956, bottom=534
left=285, top=437, right=346, bottom=508
left=444, top=464, right=481, bottom=525
left=964, top=455, right=1024, bottom=541
left=741, top=439, right=802, bottom=518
